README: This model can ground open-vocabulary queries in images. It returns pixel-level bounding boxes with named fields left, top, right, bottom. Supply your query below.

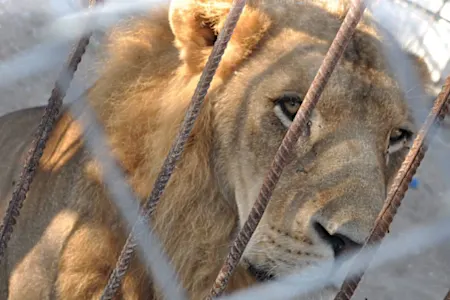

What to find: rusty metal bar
left=334, top=76, right=450, bottom=300
left=206, top=0, right=366, bottom=298
left=0, top=0, right=100, bottom=260
left=444, top=290, right=450, bottom=300
left=99, top=1, right=248, bottom=298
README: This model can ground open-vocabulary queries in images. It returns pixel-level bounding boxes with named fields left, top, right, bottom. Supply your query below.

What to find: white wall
left=371, top=0, right=450, bottom=85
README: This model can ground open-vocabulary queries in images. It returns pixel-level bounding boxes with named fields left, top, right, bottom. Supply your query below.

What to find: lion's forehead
left=234, top=31, right=409, bottom=125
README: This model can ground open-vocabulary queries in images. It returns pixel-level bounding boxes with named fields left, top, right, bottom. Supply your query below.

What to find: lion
left=0, top=0, right=432, bottom=299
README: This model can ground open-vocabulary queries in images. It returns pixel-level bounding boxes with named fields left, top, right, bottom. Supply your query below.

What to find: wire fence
left=0, top=0, right=450, bottom=299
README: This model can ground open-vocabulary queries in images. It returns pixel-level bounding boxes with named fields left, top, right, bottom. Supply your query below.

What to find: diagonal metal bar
left=334, top=76, right=450, bottom=300
left=444, top=290, right=450, bottom=300
left=0, top=0, right=100, bottom=260
left=206, top=0, right=367, bottom=298
left=99, top=1, right=248, bottom=298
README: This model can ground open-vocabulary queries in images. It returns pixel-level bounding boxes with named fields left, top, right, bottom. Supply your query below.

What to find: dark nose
left=313, top=222, right=361, bottom=258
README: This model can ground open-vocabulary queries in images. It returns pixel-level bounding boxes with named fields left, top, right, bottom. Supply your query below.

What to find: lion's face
left=209, top=11, right=414, bottom=286
left=168, top=0, right=424, bottom=293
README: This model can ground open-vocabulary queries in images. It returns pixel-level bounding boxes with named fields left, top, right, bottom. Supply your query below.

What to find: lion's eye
left=273, top=92, right=303, bottom=127
left=388, top=128, right=413, bottom=155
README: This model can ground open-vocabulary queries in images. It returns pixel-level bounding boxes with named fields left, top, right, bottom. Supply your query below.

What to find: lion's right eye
left=273, top=92, right=303, bottom=128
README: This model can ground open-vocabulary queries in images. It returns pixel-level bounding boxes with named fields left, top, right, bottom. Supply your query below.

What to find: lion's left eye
left=388, top=128, right=413, bottom=154
left=273, top=92, right=303, bottom=127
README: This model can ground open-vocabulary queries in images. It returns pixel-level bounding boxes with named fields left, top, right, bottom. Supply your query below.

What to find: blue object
left=409, top=177, right=419, bottom=189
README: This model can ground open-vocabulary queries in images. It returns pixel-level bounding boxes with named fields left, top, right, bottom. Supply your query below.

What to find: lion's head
left=86, top=0, right=431, bottom=298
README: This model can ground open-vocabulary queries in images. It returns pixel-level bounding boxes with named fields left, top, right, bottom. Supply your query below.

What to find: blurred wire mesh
left=1, top=0, right=450, bottom=299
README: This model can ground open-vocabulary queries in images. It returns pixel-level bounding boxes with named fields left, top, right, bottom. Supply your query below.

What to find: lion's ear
left=408, top=52, right=432, bottom=86
left=169, top=0, right=271, bottom=77
left=406, top=52, right=437, bottom=106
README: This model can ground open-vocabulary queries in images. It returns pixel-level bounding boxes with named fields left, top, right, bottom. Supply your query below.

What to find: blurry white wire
left=0, top=0, right=169, bottom=89
left=65, top=80, right=187, bottom=300
left=44, top=0, right=170, bottom=39
left=220, top=214, right=450, bottom=300
left=0, top=42, right=72, bottom=88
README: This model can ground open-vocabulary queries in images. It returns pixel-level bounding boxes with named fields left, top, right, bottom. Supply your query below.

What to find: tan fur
left=0, top=1, right=431, bottom=299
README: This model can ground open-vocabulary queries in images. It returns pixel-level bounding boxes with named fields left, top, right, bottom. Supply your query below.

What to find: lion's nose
left=312, top=222, right=362, bottom=258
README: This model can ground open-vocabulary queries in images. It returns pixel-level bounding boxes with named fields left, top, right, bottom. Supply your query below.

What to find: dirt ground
left=1, top=0, right=450, bottom=299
